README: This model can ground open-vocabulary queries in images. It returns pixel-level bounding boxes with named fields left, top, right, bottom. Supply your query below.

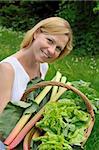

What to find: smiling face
left=30, top=29, right=69, bottom=63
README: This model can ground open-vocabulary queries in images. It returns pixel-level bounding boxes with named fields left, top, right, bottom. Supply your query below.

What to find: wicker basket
left=21, top=81, right=95, bottom=145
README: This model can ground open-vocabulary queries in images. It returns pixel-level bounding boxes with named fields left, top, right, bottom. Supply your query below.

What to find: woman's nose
left=47, top=45, right=56, bottom=57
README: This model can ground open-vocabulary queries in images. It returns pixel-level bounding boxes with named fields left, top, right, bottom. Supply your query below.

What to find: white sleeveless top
left=0, top=56, right=48, bottom=102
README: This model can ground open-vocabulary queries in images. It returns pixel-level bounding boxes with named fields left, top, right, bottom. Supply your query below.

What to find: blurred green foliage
left=57, top=1, right=99, bottom=56
left=0, top=0, right=99, bottom=56
left=0, top=0, right=59, bottom=31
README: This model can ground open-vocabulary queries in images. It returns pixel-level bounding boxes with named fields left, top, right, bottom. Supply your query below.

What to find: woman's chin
left=36, top=56, right=48, bottom=63
left=40, top=54, right=49, bottom=62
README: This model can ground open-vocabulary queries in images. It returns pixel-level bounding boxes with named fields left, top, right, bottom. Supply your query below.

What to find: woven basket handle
left=22, top=81, right=94, bottom=117
left=21, top=81, right=95, bottom=144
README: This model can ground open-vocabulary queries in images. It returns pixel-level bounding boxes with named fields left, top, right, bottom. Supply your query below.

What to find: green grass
left=46, top=55, right=99, bottom=92
left=0, top=26, right=99, bottom=150
left=84, top=114, right=99, bottom=150
left=0, top=26, right=23, bottom=61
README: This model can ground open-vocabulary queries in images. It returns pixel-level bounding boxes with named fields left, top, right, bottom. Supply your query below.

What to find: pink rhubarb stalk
left=23, top=127, right=36, bottom=150
left=7, top=107, right=44, bottom=149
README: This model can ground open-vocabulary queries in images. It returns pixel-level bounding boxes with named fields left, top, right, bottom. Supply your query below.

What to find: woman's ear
left=34, top=28, right=42, bottom=39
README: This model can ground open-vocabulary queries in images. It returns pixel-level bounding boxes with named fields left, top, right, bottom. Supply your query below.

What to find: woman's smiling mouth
left=41, top=49, right=50, bottom=58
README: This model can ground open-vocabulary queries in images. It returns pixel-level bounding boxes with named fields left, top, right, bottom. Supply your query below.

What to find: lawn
left=0, top=26, right=23, bottom=61
left=0, top=26, right=99, bottom=150
left=46, top=55, right=99, bottom=92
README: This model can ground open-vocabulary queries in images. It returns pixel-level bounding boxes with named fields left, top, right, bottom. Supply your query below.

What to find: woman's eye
left=56, top=46, right=62, bottom=52
left=47, top=38, right=53, bottom=44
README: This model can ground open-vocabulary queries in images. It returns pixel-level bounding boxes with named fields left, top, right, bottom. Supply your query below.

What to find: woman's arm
left=0, top=63, right=14, bottom=113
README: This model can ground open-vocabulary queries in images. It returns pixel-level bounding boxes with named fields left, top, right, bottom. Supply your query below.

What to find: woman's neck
left=13, top=49, right=40, bottom=80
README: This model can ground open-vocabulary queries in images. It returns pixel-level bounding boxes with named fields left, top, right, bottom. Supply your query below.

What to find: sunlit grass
left=0, top=26, right=23, bottom=61
left=46, top=55, right=99, bottom=92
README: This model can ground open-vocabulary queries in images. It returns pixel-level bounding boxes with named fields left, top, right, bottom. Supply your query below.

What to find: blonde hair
left=20, top=17, right=73, bottom=58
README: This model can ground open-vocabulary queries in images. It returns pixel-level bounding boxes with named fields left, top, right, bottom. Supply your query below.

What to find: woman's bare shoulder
left=0, top=63, right=15, bottom=113
left=0, top=62, right=14, bottom=76
left=0, top=62, right=14, bottom=90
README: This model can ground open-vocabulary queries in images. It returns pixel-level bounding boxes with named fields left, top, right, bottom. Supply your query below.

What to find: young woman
left=0, top=17, right=73, bottom=114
